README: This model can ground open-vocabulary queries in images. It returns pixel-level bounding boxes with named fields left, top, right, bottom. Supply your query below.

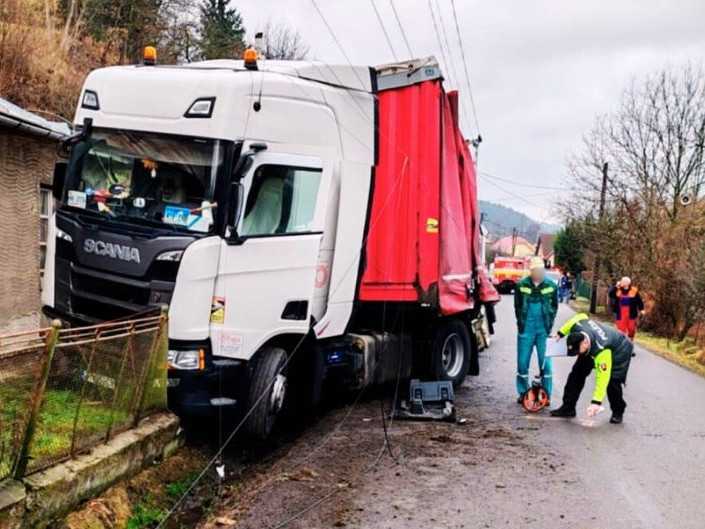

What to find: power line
left=427, top=1, right=452, bottom=84
left=369, top=0, right=399, bottom=61
left=389, top=0, right=413, bottom=58
left=478, top=173, right=550, bottom=212
left=480, top=171, right=565, bottom=191
left=433, top=0, right=472, bottom=132
left=449, top=0, right=481, bottom=136
left=435, top=0, right=459, bottom=88
left=310, top=0, right=367, bottom=90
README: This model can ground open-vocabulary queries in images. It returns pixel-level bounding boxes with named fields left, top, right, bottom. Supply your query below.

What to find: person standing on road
left=514, top=257, right=558, bottom=404
left=608, top=276, right=645, bottom=341
left=550, top=313, right=634, bottom=424
left=558, top=273, right=572, bottom=304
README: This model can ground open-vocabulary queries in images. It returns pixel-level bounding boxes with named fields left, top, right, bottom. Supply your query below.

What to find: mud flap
left=468, top=330, right=480, bottom=376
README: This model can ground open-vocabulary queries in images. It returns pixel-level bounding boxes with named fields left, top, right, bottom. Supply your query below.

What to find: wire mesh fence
left=0, top=328, right=51, bottom=481
left=0, top=312, right=168, bottom=480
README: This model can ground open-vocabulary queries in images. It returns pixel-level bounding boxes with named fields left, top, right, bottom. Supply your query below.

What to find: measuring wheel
left=521, top=382, right=550, bottom=413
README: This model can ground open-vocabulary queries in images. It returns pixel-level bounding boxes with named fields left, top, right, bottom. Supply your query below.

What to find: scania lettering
left=43, top=50, right=498, bottom=439
left=83, top=239, right=141, bottom=263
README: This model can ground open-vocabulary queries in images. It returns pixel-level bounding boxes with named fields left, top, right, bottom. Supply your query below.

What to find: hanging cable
left=153, top=97, right=412, bottom=529
left=370, top=0, right=399, bottom=61
left=310, top=0, right=367, bottom=90
left=389, top=0, right=413, bottom=58
left=450, top=0, right=481, bottom=136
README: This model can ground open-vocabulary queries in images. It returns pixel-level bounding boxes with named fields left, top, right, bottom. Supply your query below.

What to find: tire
left=244, top=346, right=288, bottom=440
left=431, top=319, right=472, bottom=387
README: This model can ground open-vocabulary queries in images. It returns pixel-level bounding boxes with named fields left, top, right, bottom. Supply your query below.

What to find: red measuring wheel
left=521, top=385, right=550, bottom=413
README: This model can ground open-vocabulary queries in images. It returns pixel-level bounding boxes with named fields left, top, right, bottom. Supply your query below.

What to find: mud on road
left=196, top=296, right=705, bottom=529
left=195, top=376, right=588, bottom=529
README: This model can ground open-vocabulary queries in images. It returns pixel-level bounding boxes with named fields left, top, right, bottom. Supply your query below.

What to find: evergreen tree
left=553, top=223, right=585, bottom=275
left=198, top=0, right=246, bottom=60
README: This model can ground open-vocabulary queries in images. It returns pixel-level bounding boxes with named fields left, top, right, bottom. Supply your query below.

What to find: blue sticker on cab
left=163, top=205, right=190, bottom=226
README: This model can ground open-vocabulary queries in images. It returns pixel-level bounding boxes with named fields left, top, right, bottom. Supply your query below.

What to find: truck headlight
left=156, top=250, right=183, bottom=262
left=56, top=227, right=73, bottom=242
left=167, top=349, right=205, bottom=370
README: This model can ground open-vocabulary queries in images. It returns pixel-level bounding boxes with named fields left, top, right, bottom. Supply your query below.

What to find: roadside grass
left=127, top=500, right=165, bottom=529
left=165, top=472, right=198, bottom=500
left=0, top=384, right=129, bottom=475
left=125, top=472, right=199, bottom=529
left=570, top=297, right=705, bottom=379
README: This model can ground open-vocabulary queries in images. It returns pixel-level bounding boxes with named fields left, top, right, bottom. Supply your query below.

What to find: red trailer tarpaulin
left=360, top=79, right=497, bottom=313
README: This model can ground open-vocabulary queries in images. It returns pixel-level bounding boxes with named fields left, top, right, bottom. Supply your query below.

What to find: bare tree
left=563, top=65, right=705, bottom=340
left=259, top=20, right=310, bottom=60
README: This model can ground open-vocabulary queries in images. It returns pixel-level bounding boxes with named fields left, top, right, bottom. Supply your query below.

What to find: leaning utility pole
left=590, top=162, right=608, bottom=314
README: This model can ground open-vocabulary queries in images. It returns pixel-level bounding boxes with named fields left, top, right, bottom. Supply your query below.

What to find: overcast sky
left=233, top=0, right=705, bottom=223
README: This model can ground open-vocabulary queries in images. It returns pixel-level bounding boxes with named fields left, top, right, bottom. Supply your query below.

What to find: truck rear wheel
left=431, top=319, right=471, bottom=387
left=244, top=346, right=288, bottom=440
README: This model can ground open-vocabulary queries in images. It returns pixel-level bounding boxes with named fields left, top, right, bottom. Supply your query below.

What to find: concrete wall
left=0, top=128, right=56, bottom=328
left=0, top=413, right=181, bottom=529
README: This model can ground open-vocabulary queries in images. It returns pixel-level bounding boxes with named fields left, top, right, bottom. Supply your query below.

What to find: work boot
left=550, top=406, right=576, bottom=418
left=610, top=414, right=623, bottom=424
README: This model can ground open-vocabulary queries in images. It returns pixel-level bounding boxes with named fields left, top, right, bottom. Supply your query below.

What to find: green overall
left=515, top=278, right=558, bottom=397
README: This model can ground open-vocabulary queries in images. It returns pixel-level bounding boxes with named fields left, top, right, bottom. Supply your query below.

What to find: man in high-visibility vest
left=514, top=257, right=558, bottom=403
left=550, top=313, right=634, bottom=424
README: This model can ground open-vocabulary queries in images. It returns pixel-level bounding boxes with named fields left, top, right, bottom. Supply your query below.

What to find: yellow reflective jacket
left=558, top=313, right=633, bottom=403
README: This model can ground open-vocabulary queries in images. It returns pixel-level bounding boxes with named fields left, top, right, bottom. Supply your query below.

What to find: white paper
left=546, top=338, right=569, bottom=357
left=68, top=190, right=86, bottom=209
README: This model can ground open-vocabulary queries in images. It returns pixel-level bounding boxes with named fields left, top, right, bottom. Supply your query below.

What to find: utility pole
left=590, top=162, right=608, bottom=314
left=511, top=227, right=518, bottom=257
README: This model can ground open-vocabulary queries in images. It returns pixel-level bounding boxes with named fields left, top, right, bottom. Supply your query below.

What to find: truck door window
left=240, top=165, right=321, bottom=237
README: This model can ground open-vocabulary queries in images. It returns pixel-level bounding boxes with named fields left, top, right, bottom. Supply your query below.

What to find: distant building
left=535, top=233, right=556, bottom=268
left=491, top=235, right=534, bottom=257
left=0, top=98, right=69, bottom=331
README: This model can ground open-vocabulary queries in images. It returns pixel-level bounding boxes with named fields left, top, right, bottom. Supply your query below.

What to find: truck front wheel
left=431, top=320, right=471, bottom=387
left=244, top=346, right=288, bottom=440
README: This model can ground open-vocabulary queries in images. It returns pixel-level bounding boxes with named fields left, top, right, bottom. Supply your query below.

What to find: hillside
left=479, top=200, right=560, bottom=241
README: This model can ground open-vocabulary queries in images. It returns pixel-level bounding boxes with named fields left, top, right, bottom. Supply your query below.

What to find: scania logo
left=83, top=238, right=140, bottom=263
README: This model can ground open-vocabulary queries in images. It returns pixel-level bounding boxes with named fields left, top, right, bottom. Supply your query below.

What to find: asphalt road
left=520, top=297, right=705, bottom=529
left=201, top=296, right=705, bottom=529
left=454, top=296, right=705, bottom=529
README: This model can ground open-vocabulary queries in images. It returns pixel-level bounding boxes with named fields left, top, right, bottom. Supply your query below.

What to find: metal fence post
left=12, top=320, right=61, bottom=479
left=132, top=306, right=168, bottom=427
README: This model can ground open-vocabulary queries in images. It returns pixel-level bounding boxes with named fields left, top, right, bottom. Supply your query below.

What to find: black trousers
left=561, top=354, right=627, bottom=415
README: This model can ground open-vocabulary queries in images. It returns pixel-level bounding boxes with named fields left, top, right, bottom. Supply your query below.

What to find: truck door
left=212, top=152, right=330, bottom=360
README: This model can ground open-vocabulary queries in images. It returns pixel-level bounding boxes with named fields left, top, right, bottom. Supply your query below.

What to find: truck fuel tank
left=348, top=332, right=412, bottom=388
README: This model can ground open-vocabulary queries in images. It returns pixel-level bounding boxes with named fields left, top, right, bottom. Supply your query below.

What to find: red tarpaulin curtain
left=439, top=93, right=499, bottom=314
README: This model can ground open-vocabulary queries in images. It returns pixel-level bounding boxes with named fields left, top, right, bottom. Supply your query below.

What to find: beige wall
left=0, top=128, right=56, bottom=328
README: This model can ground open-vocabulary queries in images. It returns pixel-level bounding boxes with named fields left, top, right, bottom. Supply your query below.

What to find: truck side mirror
left=53, top=162, right=67, bottom=201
